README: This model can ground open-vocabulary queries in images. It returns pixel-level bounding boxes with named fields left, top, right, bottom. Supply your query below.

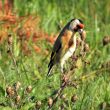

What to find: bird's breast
left=62, top=30, right=73, bottom=50
left=62, top=30, right=73, bottom=48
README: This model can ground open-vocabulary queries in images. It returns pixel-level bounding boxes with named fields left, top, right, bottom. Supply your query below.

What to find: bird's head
left=69, top=19, right=84, bottom=32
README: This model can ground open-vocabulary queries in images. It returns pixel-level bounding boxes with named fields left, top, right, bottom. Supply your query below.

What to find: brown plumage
left=47, top=19, right=84, bottom=76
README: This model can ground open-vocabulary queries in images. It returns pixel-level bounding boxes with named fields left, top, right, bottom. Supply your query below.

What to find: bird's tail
left=47, top=61, right=53, bottom=76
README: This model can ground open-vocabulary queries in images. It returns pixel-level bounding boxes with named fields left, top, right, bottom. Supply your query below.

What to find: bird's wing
left=48, top=23, right=71, bottom=67
left=50, top=28, right=74, bottom=60
left=50, top=38, right=62, bottom=60
left=51, top=22, right=70, bottom=55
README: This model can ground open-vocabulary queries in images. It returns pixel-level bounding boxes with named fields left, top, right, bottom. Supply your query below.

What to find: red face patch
left=77, top=23, right=84, bottom=29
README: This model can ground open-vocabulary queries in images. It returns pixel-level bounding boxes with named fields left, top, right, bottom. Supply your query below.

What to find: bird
left=47, top=19, right=84, bottom=76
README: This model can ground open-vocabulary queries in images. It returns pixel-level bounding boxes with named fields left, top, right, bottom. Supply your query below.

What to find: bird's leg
left=60, top=59, right=65, bottom=73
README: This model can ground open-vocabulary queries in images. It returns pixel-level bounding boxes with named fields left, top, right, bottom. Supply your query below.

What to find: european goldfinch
left=47, top=19, right=84, bottom=76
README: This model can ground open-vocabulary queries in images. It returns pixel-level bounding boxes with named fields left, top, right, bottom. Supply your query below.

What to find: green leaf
left=21, top=103, right=34, bottom=110
left=0, top=86, right=5, bottom=96
left=0, top=107, right=12, bottom=110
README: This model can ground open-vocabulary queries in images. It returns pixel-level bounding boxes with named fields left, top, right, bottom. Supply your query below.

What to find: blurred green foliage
left=14, top=0, right=110, bottom=34
left=0, top=0, right=110, bottom=109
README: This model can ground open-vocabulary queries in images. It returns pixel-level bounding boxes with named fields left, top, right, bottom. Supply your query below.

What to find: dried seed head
left=84, top=60, right=90, bottom=65
left=84, top=43, right=90, bottom=52
left=16, top=81, right=21, bottom=90
left=6, top=86, right=15, bottom=97
left=8, top=34, right=13, bottom=45
left=103, top=36, right=110, bottom=46
left=59, top=104, right=65, bottom=110
left=15, top=95, right=21, bottom=104
left=60, top=94, right=66, bottom=100
left=71, top=94, right=78, bottom=103
left=14, top=81, right=21, bottom=91
left=35, top=101, right=42, bottom=109
left=17, top=28, right=25, bottom=39
left=80, top=30, right=86, bottom=41
left=48, top=97, right=53, bottom=107
left=76, top=37, right=82, bottom=46
left=26, top=85, right=32, bottom=93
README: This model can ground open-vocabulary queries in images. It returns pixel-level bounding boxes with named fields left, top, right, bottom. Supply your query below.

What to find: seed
left=35, top=101, right=42, bottom=109
left=48, top=97, right=53, bottom=107
left=17, top=28, right=25, bottom=39
left=8, top=34, right=13, bottom=45
left=76, top=37, right=82, bottom=46
left=26, top=85, right=32, bottom=93
left=15, top=95, right=21, bottom=104
left=59, top=104, right=65, bottom=110
left=6, top=86, right=15, bottom=97
left=103, top=36, right=110, bottom=46
left=71, top=94, right=78, bottom=103
left=80, top=30, right=86, bottom=41
left=60, top=94, right=66, bottom=100
left=84, top=43, right=90, bottom=52
left=16, top=81, right=21, bottom=90
left=14, top=81, right=21, bottom=91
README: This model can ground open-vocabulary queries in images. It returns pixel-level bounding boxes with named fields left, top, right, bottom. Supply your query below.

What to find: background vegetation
left=0, top=0, right=110, bottom=109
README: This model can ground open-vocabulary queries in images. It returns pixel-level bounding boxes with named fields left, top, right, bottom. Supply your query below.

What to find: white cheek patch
left=69, top=19, right=80, bottom=30
left=75, top=19, right=80, bottom=24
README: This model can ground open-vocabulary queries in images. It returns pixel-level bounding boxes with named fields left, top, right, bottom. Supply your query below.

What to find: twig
left=48, top=81, right=68, bottom=109
left=48, top=69, right=75, bottom=109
